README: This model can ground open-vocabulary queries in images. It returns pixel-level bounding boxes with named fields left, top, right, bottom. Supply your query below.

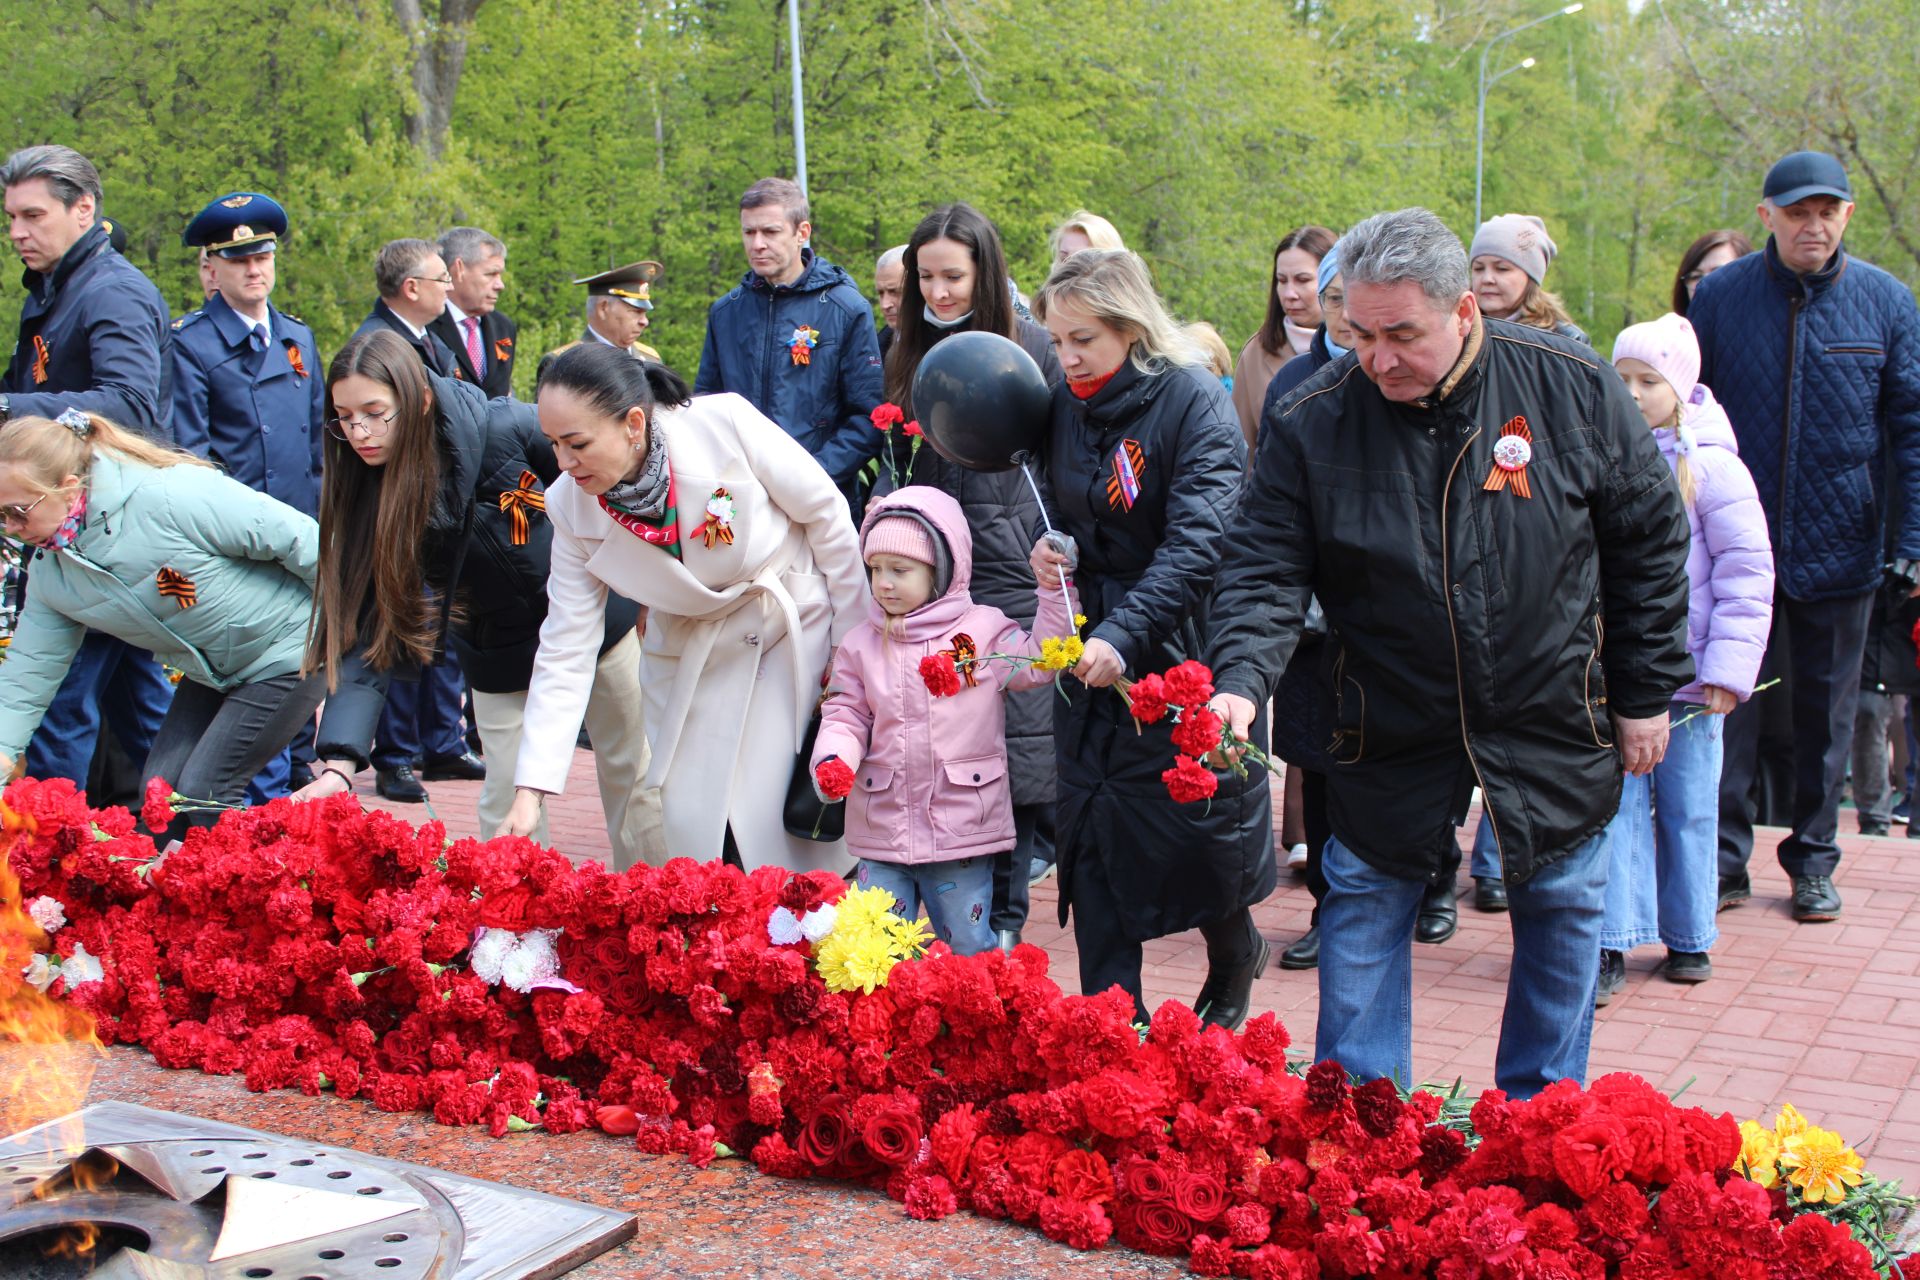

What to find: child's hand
left=1030, top=532, right=1076, bottom=589
left=813, top=756, right=854, bottom=804
left=1701, top=685, right=1736, bottom=715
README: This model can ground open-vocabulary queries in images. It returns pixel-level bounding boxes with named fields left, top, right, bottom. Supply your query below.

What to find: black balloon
left=909, top=330, right=1052, bottom=473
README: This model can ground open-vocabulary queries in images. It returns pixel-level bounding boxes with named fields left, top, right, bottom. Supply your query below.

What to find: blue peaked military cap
left=182, top=192, right=287, bottom=259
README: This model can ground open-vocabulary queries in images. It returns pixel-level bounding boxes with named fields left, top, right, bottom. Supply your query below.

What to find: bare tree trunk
left=392, top=0, right=488, bottom=163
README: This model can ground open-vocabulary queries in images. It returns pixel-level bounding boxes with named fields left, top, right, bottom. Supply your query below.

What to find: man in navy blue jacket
left=1694, top=151, right=1920, bottom=924
left=0, top=145, right=176, bottom=801
left=695, top=178, right=883, bottom=502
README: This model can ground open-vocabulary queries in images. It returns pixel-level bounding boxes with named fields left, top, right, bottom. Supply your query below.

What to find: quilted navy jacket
left=694, top=249, right=884, bottom=486
left=1691, top=239, right=1920, bottom=601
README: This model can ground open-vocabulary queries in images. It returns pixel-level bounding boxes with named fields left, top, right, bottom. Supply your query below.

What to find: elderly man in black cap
left=577, top=261, right=663, bottom=361
left=1693, top=151, right=1920, bottom=923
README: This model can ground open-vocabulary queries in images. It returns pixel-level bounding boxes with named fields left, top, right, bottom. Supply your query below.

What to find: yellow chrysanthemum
left=1073, top=613, right=1088, bottom=629
left=1036, top=636, right=1072, bottom=672
left=1779, top=1126, right=1866, bottom=1206
left=1735, top=1119, right=1780, bottom=1186
left=811, top=886, right=931, bottom=994
left=1773, top=1101, right=1809, bottom=1140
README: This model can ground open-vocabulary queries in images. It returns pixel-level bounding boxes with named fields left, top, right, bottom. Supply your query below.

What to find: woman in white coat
left=501, top=345, right=866, bottom=871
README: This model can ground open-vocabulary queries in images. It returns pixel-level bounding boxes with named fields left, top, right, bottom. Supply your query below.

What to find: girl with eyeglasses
left=0, top=408, right=323, bottom=842
left=294, top=329, right=664, bottom=869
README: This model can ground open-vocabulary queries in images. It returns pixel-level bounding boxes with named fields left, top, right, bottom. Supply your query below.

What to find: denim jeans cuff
left=1658, top=929, right=1717, bottom=953
left=1599, top=929, right=1659, bottom=952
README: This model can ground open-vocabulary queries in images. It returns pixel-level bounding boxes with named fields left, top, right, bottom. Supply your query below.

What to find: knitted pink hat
left=1611, top=312, right=1700, bottom=403
left=864, top=514, right=938, bottom=567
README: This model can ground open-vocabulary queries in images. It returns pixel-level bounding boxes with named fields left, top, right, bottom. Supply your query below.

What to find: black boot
left=1278, top=925, right=1320, bottom=970
left=1193, top=911, right=1270, bottom=1032
left=1415, top=877, right=1458, bottom=944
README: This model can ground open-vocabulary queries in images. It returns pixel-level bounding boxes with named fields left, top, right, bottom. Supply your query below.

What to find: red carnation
left=1039, top=1195, right=1114, bottom=1250
left=871, top=402, right=904, bottom=431
left=919, top=652, right=962, bottom=698
left=813, top=758, right=855, bottom=802
left=1170, top=706, right=1225, bottom=760
left=1050, top=1149, right=1114, bottom=1204
left=903, top=1174, right=959, bottom=1221
left=1162, top=755, right=1219, bottom=804
left=1161, top=659, right=1215, bottom=707
left=1305, top=1060, right=1350, bottom=1110
left=140, top=777, right=175, bottom=835
left=902, top=420, right=923, bottom=438
left=1351, top=1076, right=1405, bottom=1138
left=1552, top=1114, right=1633, bottom=1198
left=1126, top=673, right=1170, bottom=724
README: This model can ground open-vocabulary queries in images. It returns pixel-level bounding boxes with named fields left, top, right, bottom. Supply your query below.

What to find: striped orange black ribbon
left=155, top=567, right=196, bottom=609
left=499, top=470, right=546, bottom=545
left=31, top=336, right=49, bottom=385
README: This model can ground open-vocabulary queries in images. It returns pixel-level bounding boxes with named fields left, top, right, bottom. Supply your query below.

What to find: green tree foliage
left=3, top=0, right=1913, bottom=396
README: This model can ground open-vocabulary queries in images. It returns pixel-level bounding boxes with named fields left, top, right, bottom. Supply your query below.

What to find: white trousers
left=472, top=629, right=666, bottom=870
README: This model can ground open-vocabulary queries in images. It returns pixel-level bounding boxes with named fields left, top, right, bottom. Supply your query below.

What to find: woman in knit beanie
left=1469, top=212, right=1587, bottom=343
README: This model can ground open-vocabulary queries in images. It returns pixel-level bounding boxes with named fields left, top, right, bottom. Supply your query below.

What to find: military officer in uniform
left=578, top=260, right=663, bottom=361
left=170, top=192, right=325, bottom=516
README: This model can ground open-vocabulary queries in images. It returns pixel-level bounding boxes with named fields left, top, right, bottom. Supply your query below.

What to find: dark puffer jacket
left=316, top=376, right=638, bottom=763
left=694, top=249, right=885, bottom=486
left=1047, top=361, right=1275, bottom=942
left=1692, top=238, right=1920, bottom=602
left=1207, top=319, right=1693, bottom=886
left=881, top=318, right=1064, bottom=806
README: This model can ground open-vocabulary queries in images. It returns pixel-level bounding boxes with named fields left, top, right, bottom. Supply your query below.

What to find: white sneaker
left=1286, top=843, right=1309, bottom=869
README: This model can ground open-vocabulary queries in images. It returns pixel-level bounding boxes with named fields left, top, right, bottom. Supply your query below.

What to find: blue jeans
left=1318, top=829, right=1607, bottom=1098
left=25, top=634, right=173, bottom=785
left=856, top=856, right=997, bottom=956
left=1601, top=703, right=1722, bottom=953
left=1470, top=815, right=1500, bottom=880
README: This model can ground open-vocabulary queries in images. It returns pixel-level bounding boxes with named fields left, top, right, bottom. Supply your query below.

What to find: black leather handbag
left=782, top=709, right=845, bottom=841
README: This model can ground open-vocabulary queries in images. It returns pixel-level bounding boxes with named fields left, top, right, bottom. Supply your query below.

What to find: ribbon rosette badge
left=697, top=487, right=737, bottom=548
left=789, top=325, right=819, bottom=367
left=1482, top=415, right=1534, bottom=499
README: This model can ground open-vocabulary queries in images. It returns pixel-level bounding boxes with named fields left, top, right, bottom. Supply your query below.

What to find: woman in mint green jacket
left=0, top=409, right=321, bottom=840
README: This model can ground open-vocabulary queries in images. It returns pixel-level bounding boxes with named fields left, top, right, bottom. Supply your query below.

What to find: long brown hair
left=307, top=329, right=443, bottom=686
left=1255, top=225, right=1336, bottom=358
left=1510, top=278, right=1576, bottom=332
left=884, top=202, right=1017, bottom=410
left=1672, top=229, right=1754, bottom=317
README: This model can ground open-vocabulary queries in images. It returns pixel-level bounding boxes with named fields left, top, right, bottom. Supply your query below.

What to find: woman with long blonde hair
left=0, top=408, right=322, bottom=841
left=1029, top=249, right=1276, bottom=1030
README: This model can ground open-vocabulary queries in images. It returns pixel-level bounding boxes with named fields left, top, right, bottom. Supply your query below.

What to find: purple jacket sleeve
left=1693, top=452, right=1775, bottom=699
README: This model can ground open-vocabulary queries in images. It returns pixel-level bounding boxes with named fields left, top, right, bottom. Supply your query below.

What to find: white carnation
left=767, top=907, right=803, bottom=946
left=59, top=943, right=104, bottom=989
left=469, top=928, right=516, bottom=985
left=22, top=954, right=53, bottom=993
left=498, top=946, right=540, bottom=994
left=799, top=903, right=837, bottom=943
left=521, top=929, right=562, bottom=983
left=27, top=896, right=66, bottom=934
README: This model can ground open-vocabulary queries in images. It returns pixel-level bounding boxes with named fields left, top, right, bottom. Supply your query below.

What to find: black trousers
left=142, top=670, right=329, bottom=844
left=1298, top=768, right=1331, bottom=924
left=1071, top=853, right=1257, bottom=1024
left=989, top=801, right=1054, bottom=934
left=1719, top=588, right=1873, bottom=881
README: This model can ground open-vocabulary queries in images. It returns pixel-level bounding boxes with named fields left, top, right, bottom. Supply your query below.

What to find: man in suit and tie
left=351, top=239, right=459, bottom=378
left=430, top=226, right=516, bottom=397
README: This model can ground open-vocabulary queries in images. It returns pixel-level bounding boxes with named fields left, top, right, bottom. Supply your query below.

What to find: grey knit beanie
left=1469, top=213, right=1558, bottom=284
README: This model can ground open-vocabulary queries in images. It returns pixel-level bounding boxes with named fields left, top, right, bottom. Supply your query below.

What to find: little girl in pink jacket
left=812, top=485, right=1075, bottom=954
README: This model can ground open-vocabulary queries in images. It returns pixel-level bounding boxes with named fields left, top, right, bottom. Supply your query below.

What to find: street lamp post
left=788, top=0, right=808, bottom=195
left=1474, top=3, right=1583, bottom=228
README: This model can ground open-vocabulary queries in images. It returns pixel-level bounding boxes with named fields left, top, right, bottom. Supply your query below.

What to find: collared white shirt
left=587, top=325, right=621, bottom=348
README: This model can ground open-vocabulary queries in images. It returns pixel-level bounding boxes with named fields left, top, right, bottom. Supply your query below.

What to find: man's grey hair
left=374, top=237, right=440, bottom=299
left=0, top=145, right=102, bottom=207
left=876, top=244, right=906, bottom=273
left=1334, top=208, right=1469, bottom=310
left=438, top=225, right=506, bottom=266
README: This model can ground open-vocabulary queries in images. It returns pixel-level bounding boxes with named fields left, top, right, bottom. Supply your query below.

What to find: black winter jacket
left=1048, top=361, right=1275, bottom=941
left=883, top=318, right=1064, bottom=805
left=1207, top=319, right=1693, bottom=885
left=316, top=376, right=638, bottom=764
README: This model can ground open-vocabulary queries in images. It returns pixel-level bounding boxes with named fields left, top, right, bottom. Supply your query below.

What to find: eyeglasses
left=410, top=274, right=454, bottom=287
left=1321, top=291, right=1346, bottom=310
left=0, top=492, right=49, bottom=526
left=324, top=408, right=399, bottom=440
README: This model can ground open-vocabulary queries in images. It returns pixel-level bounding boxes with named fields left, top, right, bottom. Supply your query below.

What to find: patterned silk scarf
left=598, top=469, right=681, bottom=560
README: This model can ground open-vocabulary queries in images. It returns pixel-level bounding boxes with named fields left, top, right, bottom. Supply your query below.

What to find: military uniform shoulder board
left=278, top=310, right=307, bottom=328
left=172, top=310, right=205, bottom=331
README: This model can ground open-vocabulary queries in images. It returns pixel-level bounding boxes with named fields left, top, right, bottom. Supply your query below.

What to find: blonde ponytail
left=0, top=411, right=211, bottom=499
left=1660, top=408, right=1698, bottom=508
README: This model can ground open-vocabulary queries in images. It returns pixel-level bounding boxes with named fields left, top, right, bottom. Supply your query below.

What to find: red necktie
left=462, top=316, right=485, bottom=377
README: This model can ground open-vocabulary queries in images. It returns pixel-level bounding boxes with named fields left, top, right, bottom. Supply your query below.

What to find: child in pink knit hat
left=1595, top=313, right=1774, bottom=1002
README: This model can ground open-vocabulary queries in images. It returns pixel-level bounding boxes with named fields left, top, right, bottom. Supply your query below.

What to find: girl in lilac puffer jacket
left=1599, top=312, right=1775, bottom=999
left=812, top=486, right=1074, bottom=954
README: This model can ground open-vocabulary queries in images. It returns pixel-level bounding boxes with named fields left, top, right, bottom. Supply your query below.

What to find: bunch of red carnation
left=5, top=776, right=1886, bottom=1280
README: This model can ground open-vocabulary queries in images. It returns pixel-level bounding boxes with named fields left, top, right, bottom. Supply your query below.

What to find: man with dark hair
left=430, top=226, right=516, bottom=397
left=352, top=238, right=459, bottom=379
left=0, top=143, right=177, bottom=800
left=351, top=237, right=479, bottom=801
left=1206, top=207, right=1692, bottom=1097
left=694, top=177, right=883, bottom=497
left=1693, top=152, right=1920, bottom=923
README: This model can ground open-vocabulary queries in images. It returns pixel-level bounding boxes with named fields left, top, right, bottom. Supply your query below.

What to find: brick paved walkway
left=355, top=751, right=1920, bottom=1187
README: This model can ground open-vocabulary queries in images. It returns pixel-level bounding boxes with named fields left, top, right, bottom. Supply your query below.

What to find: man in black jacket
left=430, top=226, right=516, bottom=398
left=1207, top=208, right=1692, bottom=1098
left=352, top=239, right=459, bottom=380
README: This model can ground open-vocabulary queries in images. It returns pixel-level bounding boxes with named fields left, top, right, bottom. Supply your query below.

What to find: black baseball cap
left=1763, top=152, right=1851, bottom=206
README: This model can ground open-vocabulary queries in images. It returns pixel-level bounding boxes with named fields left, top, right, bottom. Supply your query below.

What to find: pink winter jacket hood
left=813, top=486, right=1075, bottom=865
